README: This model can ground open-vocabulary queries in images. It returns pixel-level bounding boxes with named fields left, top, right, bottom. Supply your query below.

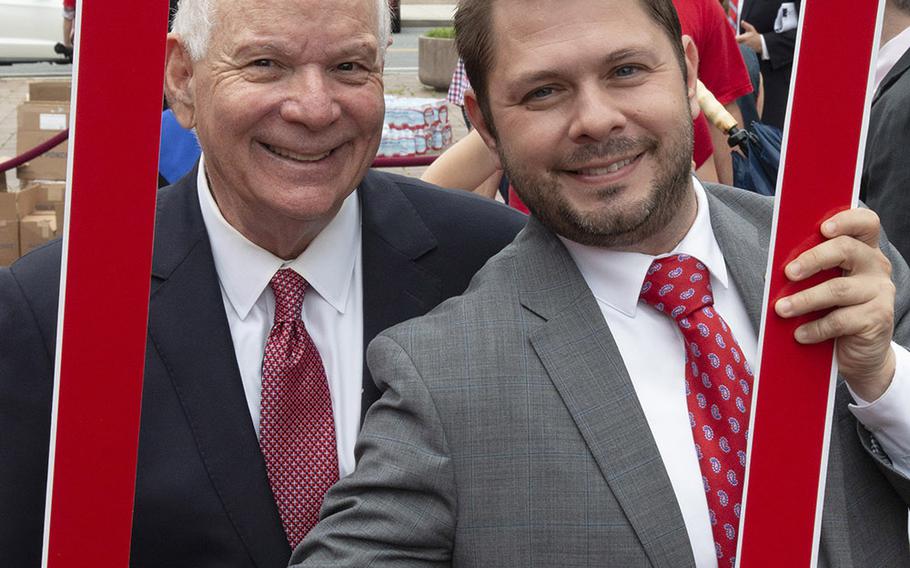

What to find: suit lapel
left=705, top=185, right=772, bottom=332
left=873, top=47, right=910, bottom=106
left=146, top=176, right=290, bottom=567
left=518, top=219, right=696, bottom=568
left=359, top=171, right=443, bottom=421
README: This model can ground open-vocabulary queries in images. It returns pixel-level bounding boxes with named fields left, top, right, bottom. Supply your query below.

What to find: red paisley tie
left=259, top=268, right=339, bottom=548
left=640, top=254, right=753, bottom=567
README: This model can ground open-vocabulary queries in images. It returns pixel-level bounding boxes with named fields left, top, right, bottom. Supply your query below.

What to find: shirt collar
left=875, top=26, right=910, bottom=93
left=197, top=153, right=361, bottom=320
left=560, top=177, right=729, bottom=318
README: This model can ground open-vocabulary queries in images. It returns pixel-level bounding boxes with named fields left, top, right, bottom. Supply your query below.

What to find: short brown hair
left=455, top=0, right=687, bottom=133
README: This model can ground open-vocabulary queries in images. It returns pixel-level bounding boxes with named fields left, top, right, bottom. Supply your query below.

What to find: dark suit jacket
left=861, top=45, right=910, bottom=263
left=0, top=169, right=526, bottom=568
left=740, top=0, right=801, bottom=131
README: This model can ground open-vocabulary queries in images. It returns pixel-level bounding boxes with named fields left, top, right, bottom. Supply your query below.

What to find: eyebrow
left=512, top=46, right=656, bottom=87
left=233, top=35, right=378, bottom=60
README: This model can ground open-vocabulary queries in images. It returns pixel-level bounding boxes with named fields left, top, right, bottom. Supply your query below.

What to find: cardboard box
left=0, top=186, right=40, bottom=266
left=16, top=101, right=70, bottom=181
left=19, top=211, right=57, bottom=256
left=0, top=185, right=37, bottom=221
left=23, top=181, right=66, bottom=229
left=24, top=181, right=66, bottom=208
left=29, top=80, right=72, bottom=102
left=0, top=219, right=18, bottom=266
left=54, top=201, right=65, bottom=231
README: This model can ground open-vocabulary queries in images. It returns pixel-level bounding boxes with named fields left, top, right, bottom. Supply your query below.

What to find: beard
left=499, top=112, right=695, bottom=249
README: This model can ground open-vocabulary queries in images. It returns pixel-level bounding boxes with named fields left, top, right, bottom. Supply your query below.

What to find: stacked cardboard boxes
left=16, top=80, right=71, bottom=182
left=20, top=181, right=65, bottom=257
left=0, top=80, right=70, bottom=266
left=0, top=181, right=65, bottom=267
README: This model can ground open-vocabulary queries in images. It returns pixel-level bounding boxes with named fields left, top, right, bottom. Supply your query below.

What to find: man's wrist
left=848, top=347, right=897, bottom=403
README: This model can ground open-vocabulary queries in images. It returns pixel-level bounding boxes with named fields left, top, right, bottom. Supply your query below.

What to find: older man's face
left=176, top=0, right=384, bottom=251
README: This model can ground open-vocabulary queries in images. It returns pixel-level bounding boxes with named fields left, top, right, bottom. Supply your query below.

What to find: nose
left=279, top=67, right=341, bottom=131
left=566, top=82, right=627, bottom=144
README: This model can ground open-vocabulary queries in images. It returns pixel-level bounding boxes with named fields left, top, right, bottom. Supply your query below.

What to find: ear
left=163, top=34, right=198, bottom=129
left=681, top=35, right=701, bottom=120
left=464, top=90, right=502, bottom=170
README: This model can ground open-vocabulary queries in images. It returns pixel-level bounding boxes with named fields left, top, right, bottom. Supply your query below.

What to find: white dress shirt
left=874, top=25, right=910, bottom=94
left=196, top=155, right=363, bottom=478
left=561, top=178, right=910, bottom=568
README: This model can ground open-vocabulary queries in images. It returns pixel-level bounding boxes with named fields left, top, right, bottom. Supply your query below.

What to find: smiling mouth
left=263, top=142, right=333, bottom=163
left=569, top=153, right=642, bottom=176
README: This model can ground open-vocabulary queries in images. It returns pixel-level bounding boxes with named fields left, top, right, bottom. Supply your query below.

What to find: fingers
left=784, top=209, right=888, bottom=281
left=741, top=21, right=757, bottom=33
left=819, top=208, right=881, bottom=248
left=789, top=293, right=894, bottom=345
left=776, top=275, right=881, bottom=319
left=775, top=206, right=895, bottom=341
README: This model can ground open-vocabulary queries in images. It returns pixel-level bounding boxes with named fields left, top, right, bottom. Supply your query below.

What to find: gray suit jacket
left=861, top=45, right=910, bottom=263
left=293, top=184, right=910, bottom=567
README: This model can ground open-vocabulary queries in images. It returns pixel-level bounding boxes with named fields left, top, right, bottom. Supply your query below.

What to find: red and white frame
left=738, top=1, right=885, bottom=566
left=42, top=2, right=169, bottom=567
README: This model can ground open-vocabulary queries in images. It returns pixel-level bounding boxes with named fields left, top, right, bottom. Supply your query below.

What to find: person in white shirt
left=293, top=0, right=910, bottom=566
left=0, top=0, right=525, bottom=566
left=861, top=0, right=910, bottom=262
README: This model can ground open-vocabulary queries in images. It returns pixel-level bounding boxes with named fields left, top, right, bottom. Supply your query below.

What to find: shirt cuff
left=760, top=35, right=770, bottom=61
left=848, top=342, right=910, bottom=476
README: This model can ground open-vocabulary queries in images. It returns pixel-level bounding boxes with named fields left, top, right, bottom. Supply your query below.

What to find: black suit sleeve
left=0, top=253, right=60, bottom=567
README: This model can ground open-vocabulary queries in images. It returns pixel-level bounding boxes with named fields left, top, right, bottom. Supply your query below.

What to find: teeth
left=578, top=158, right=634, bottom=176
left=266, top=144, right=330, bottom=162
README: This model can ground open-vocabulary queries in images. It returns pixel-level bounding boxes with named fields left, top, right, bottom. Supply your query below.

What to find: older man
left=0, top=0, right=524, bottom=566
left=294, top=0, right=910, bottom=566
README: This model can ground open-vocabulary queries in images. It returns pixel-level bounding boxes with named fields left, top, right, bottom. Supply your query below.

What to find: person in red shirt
left=676, top=0, right=753, bottom=185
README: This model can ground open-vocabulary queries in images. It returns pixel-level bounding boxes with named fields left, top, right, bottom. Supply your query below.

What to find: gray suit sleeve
left=290, top=334, right=456, bottom=567
left=856, top=236, right=910, bottom=504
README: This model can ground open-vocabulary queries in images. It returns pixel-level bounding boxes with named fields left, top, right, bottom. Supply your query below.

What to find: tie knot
left=270, top=268, right=307, bottom=323
left=640, top=254, right=714, bottom=320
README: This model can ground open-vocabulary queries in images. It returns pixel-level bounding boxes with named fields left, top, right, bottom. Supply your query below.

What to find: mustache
left=561, top=136, right=658, bottom=168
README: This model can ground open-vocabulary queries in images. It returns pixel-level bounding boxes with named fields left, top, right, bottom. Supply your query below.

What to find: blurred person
left=861, top=0, right=910, bottom=262
left=0, top=0, right=524, bottom=566
left=736, top=0, right=800, bottom=131
left=62, top=0, right=75, bottom=47
left=676, top=0, right=752, bottom=186
left=294, top=0, right=910, bottom=565
left=447, top=58, right=472, bottom=129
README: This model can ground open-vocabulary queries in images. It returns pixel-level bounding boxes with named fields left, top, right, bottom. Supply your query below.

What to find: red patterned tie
left=639, top=254, right=753, bottom=567
left=259, top=268, right=339, bottom=548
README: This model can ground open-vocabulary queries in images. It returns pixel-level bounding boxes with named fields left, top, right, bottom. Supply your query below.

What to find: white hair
left=171, top=0, right=391, bottom=62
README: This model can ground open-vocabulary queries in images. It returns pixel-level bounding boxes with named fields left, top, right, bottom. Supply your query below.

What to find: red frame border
left=43, top=3, right=169, bottom=566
